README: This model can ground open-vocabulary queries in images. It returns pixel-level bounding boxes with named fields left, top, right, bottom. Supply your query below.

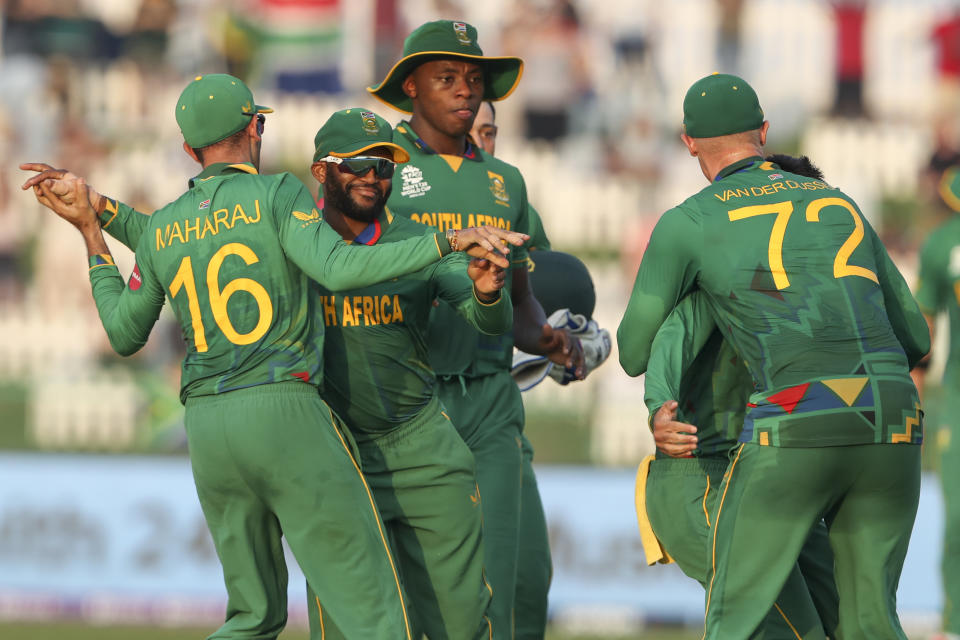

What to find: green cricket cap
left=368, top=20, right=523, bottom=114
left=940, top=166, right=960, bottom=212
left=682, top=73, right=764, bottom=138
left=175, top=74, right=273, bottom=149
left=312, top=108, right=410, bottom=163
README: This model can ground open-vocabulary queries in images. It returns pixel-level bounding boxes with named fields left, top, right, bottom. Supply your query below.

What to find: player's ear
left=402, top=74, right=417, bottom=100
left=311, top=162, right=327, bottom=184
left=759, top=121, right=770, bottom=147
left=680, top=133, right=698, bottom=157
left=246, top=115, right=261, bottom=142
left=183, top=141, right=201, bottom=163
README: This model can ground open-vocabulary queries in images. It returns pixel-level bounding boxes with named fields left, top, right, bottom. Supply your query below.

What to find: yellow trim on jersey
left=702, top=474, right=712, bottom=527
left=703, top=443, right=745, bottom=639
left=226, top=163, right=259, bottom=175
left=440, top=154, right=465, bottom=172
left=100, top=198, right=120, bottom=229
left=940, top=168, right=960, bottom=213
left=313, top=596, right=326, bottom=639
left=772, top=602, right=803, bottom=639
left=326, top=407, right=413, bottom=639
left=634, top=455, right=675, bottom=565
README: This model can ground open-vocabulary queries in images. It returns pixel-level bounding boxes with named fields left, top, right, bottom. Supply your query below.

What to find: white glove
left=510, top=308, right=612, bottom=391
left=511, top=351, right=553, bottom=392
left=545, top=309, right=612, bottom=385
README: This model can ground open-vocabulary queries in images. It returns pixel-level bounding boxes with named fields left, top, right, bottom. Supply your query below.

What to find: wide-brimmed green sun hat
left=368, top=20, right=523, bottom=114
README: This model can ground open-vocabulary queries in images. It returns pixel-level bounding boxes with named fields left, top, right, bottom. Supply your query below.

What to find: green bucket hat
left=682, top=73, right=764, bottom=138
left=940, top=166, right=960, bottom=212
left=368, top=20, right=523, bottom=114
left=175, top=74, right=273, bottom=148
left=312, top=108, right=410, bottom=163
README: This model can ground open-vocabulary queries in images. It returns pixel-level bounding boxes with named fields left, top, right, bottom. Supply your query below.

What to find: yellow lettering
left=391, top=295, right=403, bottom=323
left=201, top=216, right=216, bottom=239
left=772, top=182, right=787, bottom=193
left=231, top=203, right=250, bottom=227
left=467, top=213, right=476, bottom=227
left=169, top=221, right=185, bottom=245
left=750, top=186, right=766, bottom=197
left=184, top=217, right=201, bottom=243
left=213, top=208, right=230, bottom=233
left=323, top=295, right=337, bottom=327
left=362, top=297, right=376, bottom=326
left=342, top=297, right=355, bottom=326
left=736, top=188, right=752, bottom=198
left=786, top=180, right=800, bottom=189
left=156, top=226, right=168, bottom=250
left=380, top=296, right=392, bottom=323
left=411, top=213, right=422, bottom=224
left=353, top=296, right=365, bottom=326
left=250, top=200, right=262, bottom=223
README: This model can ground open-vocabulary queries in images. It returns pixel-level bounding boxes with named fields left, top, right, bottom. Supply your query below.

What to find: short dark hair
left=765, top=154, right=824, bottom=181
left=192, top=127, right=249, bottom=164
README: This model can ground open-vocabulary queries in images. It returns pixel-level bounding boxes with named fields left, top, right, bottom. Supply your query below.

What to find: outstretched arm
left=31, top=178, right=165, bottom=356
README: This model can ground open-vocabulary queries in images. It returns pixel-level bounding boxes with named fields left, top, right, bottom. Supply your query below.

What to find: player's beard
left=324, top=174, right=390, bottom=225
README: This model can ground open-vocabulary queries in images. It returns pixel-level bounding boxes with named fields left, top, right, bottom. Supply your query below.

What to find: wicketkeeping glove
left=510, top=308, right=612, bottom=390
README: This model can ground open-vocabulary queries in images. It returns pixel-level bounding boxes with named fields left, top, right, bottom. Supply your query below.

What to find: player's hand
left=34, top=176, right=99, bottom=232
left=467, top=258, right=505, bottom=300
left=20, top=162, right=104, bottom=210
left=653, top=400, right=698, bottom=458
left=453, top=225, right=528, bottom=269
left=537, top=323, right=585, bottom=380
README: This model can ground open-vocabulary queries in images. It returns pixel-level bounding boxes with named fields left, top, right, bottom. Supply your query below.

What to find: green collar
left=189, top=162, right=258, bottom=188
left=713, top=155, right=763, bottom=182
left=395, top=122, right=481, bottom=160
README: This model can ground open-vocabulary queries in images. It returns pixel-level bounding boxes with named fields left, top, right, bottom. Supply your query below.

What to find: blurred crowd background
left=4, top=0, right=959, bottom=467
left=2, top=0, right=958, bottom=635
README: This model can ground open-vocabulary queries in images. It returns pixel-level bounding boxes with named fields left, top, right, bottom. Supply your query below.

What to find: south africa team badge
left=487, top=171, right=510, bottom=206
left=453, top=22, right=471, bottom=45
left=361, top=111, right=379, bottom=134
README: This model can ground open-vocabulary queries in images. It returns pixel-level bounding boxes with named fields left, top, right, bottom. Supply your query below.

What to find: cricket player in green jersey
left=617, top=73, right=929, bottom=639
left=640, top=292, right=839, bottom=639
left=22, top=74, right=526, bottom=640
left=301, top=108, right=506, bottom=639
left=914, top=166, right=960, bottom=640
left=470, top=98, right=553, bottom=638
left=368, top=20, right=584, bottom=639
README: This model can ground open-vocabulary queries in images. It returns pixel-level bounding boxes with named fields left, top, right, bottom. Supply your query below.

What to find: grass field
left=0, top=621, right=700, bottom=639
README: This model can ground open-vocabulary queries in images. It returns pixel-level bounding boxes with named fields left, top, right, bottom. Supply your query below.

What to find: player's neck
left=703, top=147, right=762, bottom=182
left=407, top=116, right=467, bottom=156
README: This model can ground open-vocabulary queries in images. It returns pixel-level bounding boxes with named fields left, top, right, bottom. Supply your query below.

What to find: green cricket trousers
left=645, top=456, right=838, bottom=639
left=308, top=397, right=492, bottom=639
left=185, top=381, right=410, bottom=639
left=704, top=443, right=921, bottom=640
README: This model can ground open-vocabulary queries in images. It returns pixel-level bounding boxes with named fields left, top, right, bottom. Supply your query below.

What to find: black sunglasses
left=255, top=113, right=265, bottom=135
left=319, top=155, right=396, bottom=179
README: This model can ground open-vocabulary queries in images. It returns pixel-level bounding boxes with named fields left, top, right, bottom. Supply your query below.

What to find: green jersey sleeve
left=87, top=246, right=166, bottom=356
left=272, top=175, right=452, bottom=290
left=915, top=232, right=947, bottom=315
left=618, top=205, right=703, bottom=376
left=430, top=253, right=512, bottom=336
left=527, top=204, right=551, bottom=251
left=643, top=292, right=716, bottom=416
left=868, top=222, right=930, bottom=367
left=98, top=197, right=151, bottom=250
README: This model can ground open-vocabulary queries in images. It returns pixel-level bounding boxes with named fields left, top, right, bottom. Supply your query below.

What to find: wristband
left=445, top=228, right=460, bottom=252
